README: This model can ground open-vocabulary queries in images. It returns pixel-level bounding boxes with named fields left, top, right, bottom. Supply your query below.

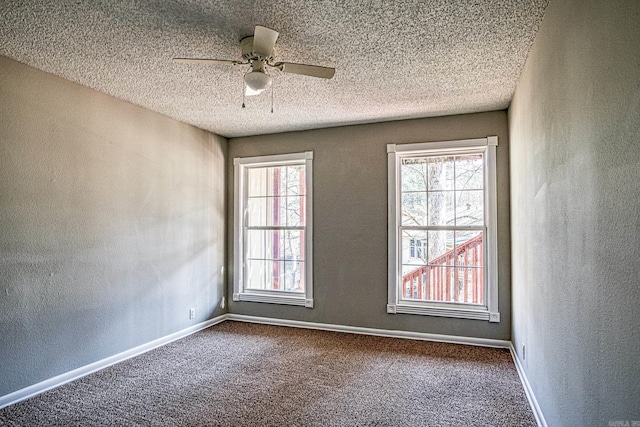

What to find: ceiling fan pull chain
left=242, top=79, right=246, bottom=109
left=271, top=83, right=274, bottom=113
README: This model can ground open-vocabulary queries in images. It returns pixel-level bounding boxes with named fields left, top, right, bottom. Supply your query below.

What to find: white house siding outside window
left=387, top=138, right=500, bottom=322
left=233, top=152, right=313, bottom=308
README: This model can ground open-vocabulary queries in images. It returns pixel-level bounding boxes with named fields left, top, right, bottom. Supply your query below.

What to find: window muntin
left=233, top=152, right=313, bottom=307
left=388, top=138, right=499, bottom=322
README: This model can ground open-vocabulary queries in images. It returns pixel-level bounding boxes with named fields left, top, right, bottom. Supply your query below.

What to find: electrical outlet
left=522, top=344, right=526, bottom=360
left=189, top=308, right=196, bottom=319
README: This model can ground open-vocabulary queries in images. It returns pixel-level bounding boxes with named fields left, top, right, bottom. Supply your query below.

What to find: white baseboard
left=227, top=314, right=511, bottom=348
left=2, top=312, right=545, bottom=427
left=509, top=343, right=547, bottom=427
left=0, top=314, right=228, bottom=410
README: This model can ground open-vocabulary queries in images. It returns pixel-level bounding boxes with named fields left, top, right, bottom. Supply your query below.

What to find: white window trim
left=233, top=151, right=314, bottom=308
left=387, top=137, right=500, bottom=322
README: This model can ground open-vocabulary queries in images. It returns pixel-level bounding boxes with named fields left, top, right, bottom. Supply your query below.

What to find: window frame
left=387, top=137, right=500, bottom=322
left=233, top=151, right=314, bottom=308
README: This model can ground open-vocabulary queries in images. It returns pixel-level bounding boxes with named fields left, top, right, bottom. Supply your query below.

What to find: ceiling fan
left=173, top=26, right=335, bottom=96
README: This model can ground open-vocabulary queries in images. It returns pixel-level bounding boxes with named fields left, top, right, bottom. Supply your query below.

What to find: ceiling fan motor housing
left=240, top=36, right=274, bottom=61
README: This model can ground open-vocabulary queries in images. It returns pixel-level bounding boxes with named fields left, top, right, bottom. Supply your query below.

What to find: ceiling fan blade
left=252, top=26, right=279, bottom=58
left=172, top=58, right=242, bottom=65
left=274, top=62, right=335, bottom=79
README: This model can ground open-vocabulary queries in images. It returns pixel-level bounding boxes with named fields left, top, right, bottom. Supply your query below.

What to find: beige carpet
left=0, top=321, right=536, bottom=426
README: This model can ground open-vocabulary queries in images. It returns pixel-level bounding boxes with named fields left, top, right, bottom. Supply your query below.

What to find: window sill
left=387, top=303, right=500, bottom=322
left=233, top=292, right=313, bottom=308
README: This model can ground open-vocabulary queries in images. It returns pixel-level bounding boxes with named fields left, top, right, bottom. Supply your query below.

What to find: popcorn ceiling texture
left=0, top=0, right=547, bottom=138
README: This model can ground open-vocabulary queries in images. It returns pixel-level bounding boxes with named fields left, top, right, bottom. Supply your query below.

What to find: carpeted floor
left=0, top=321, right=536, bottom=426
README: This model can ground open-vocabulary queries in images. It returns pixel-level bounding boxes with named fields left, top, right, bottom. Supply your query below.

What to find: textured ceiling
left=0, top=1, right=547, bottom=138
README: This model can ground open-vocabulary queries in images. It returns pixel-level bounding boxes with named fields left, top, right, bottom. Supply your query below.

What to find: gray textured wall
left=0, top=56, right=227, bottom=397
left=228, top=111, right=512, bottom=340
left=509, top=0, right=640, bottom=425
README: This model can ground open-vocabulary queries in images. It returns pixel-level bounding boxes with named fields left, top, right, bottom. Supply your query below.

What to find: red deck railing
left=402, top=232, right=483, bottom=303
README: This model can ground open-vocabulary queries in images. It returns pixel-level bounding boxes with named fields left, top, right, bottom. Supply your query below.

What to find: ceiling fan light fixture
left=244, top=70, right=272, bottom=93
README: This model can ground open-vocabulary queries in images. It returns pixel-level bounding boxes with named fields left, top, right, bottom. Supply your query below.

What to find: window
left=233, top=152, right=313, bottom=307
left=387, top=137, right=500, bottom=322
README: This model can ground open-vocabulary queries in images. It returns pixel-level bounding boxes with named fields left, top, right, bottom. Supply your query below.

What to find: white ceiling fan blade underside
left=172, top=58, right=242, bottom=65
left=274, top=62, right=335, bottom=79
left=252, top=26, right=279, bottom=57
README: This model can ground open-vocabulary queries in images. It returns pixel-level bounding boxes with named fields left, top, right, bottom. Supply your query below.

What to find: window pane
left=247, top=229, right=286, bottom=260
left=455, top=231, right=483, bottom=267
left=402, top=231, right=427, bottom=265
left=427, top=230, right=454, bottom=266
left=284, top=260, right=304, bottom=292
left=401, top=265, right=427, bottom=300
left=246, top=260, right=268, bottom=290
left=246, top=197, right=266, bottom=226
left=455, top=190, right=483, bottom=225
left=272, top=260, right=285, bottom=290
left=247, top=229, right=269, bottom=260
left=426, top=265, right=455, bottom=302
left=247, top=168, right=268, bottom=197
left=247, top=166, right=290, bottom=198
left=455, top=154, right=483, bottom=191
left=285, top=166, right=305, bottom=196
left=401, top=159, right=427, bottom=192
left=285, top=195, right=304, bottom=226
left=246, top=259, right=289, bottom=291
left=456, top=267, right=483, bottom=304
left=401, top=192, right=426, bottom=226
left=247, top=196, right=286, bottom=227
left=282, top=229, right=303, bottom=261
left=401, top=228, right=426, bottom=301
left=274, top=167, right=288, bottom=197
left=453, top=231, right=483, bottom=304
left=427, top=190, right=455, bottom=226
left=427, top=156, right=454, bottom=191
